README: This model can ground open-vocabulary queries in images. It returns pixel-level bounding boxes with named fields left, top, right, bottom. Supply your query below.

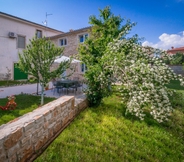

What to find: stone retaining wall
left=0, top=95, right=88, bottom=162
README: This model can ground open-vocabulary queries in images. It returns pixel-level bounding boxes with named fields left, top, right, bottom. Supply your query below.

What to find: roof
left=48, top=26, right=92, bottom=39
left=167, top=46, right=184, bottom=53
left=0, top=11, right=63, bottom=33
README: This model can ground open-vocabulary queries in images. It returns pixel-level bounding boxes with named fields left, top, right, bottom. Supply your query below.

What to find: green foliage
left=102, top=35, right=184, bottom=122
left=163, top=52, right=184, bottom=65
left=18, top=37, right=70, bottom=104
left=79, top=6, right=137, bottom=106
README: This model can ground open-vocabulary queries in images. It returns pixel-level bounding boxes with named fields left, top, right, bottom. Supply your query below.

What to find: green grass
left=166, top=80, right=184, bottom=90
left=0, top=94, right=56, bottom=126
left=35, top=81, right=184, bottom=162
left=0, top=80, right=37, bottom=87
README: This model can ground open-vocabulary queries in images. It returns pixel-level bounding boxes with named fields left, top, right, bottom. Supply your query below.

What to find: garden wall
left=0, top=95, right=88, bottom=162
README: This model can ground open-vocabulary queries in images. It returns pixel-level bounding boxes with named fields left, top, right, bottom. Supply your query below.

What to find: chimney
left=69, top=29, right=73, bottom=32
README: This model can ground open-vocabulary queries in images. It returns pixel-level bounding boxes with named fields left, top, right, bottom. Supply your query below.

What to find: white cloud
left=142, top=32, right=184, bottom=50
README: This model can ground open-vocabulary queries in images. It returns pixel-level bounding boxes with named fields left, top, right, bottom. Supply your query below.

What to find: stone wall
left=0, top=95, right=88, bottom=162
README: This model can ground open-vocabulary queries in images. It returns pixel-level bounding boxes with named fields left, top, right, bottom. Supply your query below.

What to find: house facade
left=0, top=12, right=63, bottom=80
left=49, top=27, right=91, bottom=80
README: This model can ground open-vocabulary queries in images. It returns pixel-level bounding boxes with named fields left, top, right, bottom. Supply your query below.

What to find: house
left=49, top=27, right=91, bottom=80
left=167, top=46, right=184, bottom=54
left=0, top=12, right=91, bottom=81
left=0, top=12, right=63, bottom=80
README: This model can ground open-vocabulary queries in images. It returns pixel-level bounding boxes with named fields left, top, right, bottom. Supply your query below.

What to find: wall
left=0, top=14, right=62, bottom=80
left=0, top=95, right=88, bottom=162
left=51, top=29, right=90, bottom=81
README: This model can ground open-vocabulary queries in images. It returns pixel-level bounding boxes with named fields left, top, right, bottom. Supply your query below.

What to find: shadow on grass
left=88, top=93, right=184, bottom=144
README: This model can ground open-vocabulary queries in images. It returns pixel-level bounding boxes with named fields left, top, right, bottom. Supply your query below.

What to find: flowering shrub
left=102, top=35, right=184, bottom=122
left=79, top=6, right=184, bottom=122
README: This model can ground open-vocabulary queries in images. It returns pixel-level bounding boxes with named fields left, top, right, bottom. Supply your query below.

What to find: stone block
left=4, top=127, right=22, bottom=150
left=69, top=110, right=75, bottom=120
left=48, top=128, right=53, bottom=139
left=34, top=135, right=47, bottom=151
left=7, top=143, right=20, bottom=157
left=43, top=109, right=51, bottom=121
left=24, top=127, right=34, bottom=137
left=7, top=154, right=17, bottom=162
left=18, top=145, right=33, bottom=162
left=20, top=136, right=31, bottom=147
left=52, top=108, right=59, bottom=118
left=48, top=122, right=56, bottom=129
left=23, top=120, right=35, bottom=132
left=53, top=123, right=62, bottom=134
left=0, top=155, right=7, bottom=162
left=34, top=115, right=44, bottom=124
left=43, top=121, right=49, bottom=129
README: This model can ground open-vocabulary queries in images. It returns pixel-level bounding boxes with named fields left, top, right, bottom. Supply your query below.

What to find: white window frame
left=78, top=33, right=88, bottom=43
left=59, top=38, right=67, bottom=46
left=17, top=35, right=26, bottom=49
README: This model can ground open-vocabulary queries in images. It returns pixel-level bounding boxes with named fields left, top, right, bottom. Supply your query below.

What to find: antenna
left=42, top=12, right=52, bottom=27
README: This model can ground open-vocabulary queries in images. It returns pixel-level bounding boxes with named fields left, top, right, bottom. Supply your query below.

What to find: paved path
left=0, top=82, right=85, bottom=99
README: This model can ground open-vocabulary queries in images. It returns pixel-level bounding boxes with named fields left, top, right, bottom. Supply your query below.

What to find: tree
left=79, top=6, right=137, bottom=106
left=18, top=37, right=71, bottom=105
left=79, top=6, right=184, bottom=122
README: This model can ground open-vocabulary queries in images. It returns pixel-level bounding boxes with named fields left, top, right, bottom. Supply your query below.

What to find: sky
left=1, top=0, right=184, bottom=50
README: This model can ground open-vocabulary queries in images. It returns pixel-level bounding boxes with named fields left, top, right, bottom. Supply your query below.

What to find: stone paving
left=0, top=82, right=86, bottom=102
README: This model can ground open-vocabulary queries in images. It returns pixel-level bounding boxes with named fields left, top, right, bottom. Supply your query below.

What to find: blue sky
left=1, top=0, right=184, bottom=50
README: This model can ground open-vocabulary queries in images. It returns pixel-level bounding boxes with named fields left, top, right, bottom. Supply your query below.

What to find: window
left=36, top=30, right=42, bottom=38
left=79, top=34, right=88, bottom=43
left=17, top=35, right=25, bottom=48
left=60, top=38, right=67, bottom=46
left=81, top=63, right=87, bottom=72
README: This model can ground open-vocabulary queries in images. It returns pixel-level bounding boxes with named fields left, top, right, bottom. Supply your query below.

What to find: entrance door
left=14, top=63, right=28, bottom=80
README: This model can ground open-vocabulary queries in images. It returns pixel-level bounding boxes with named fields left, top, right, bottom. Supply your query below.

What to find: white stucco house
left=0, top=12, right=64, bottom=80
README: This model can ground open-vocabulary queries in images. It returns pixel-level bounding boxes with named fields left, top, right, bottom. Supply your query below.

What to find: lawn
left=0, top=80, right=36, bottom=87
left=0, top=94, right=56, bottom=126
left=35, top=81, right=184, bottom=162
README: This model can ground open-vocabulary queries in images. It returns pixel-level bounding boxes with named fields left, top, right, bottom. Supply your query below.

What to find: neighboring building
left=49, top=27, right=91, bottom=80
left=167, top=46, right=184, bottom=54
left=49, top=27, right=91, bottom=57
left=0, top=12, right=63, bottom=80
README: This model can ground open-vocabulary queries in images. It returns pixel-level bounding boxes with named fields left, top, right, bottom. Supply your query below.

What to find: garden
left=34, top=80, right=184, bottom=162
left=0, top=80, right=183, bottom=161
left=0, top=6, right=184, bottom=161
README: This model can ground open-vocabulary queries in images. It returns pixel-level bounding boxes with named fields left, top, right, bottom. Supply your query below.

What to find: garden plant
left=18, top=37, right=71, bottom=105
left=79, top=6, right=184, bottom=123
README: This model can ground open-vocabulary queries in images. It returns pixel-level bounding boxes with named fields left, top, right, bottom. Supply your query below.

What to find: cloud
left=142, top=32, right=184, bottom=50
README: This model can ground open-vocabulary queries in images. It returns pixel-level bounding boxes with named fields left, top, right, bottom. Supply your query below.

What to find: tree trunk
left=40, top=84, right=44, bottom=105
